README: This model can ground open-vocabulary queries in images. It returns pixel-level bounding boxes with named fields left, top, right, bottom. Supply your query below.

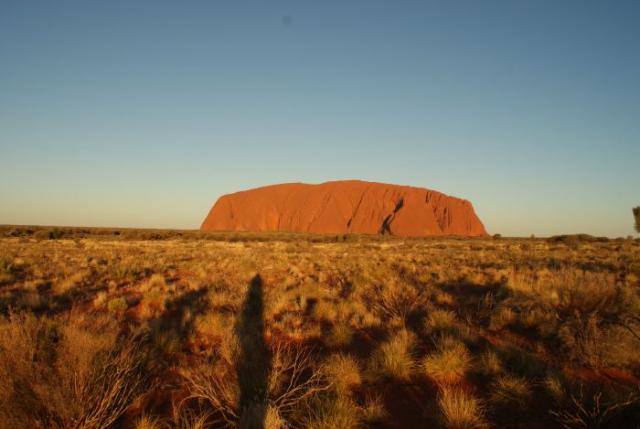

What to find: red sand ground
left=201, top=180, right=488, bottom=237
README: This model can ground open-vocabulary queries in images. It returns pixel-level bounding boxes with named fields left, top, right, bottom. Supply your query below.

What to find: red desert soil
left=201, top=180, right=488, bottom=237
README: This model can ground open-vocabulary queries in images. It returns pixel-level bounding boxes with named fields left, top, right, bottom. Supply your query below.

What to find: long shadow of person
left=235, top=274, right=272, bottom=429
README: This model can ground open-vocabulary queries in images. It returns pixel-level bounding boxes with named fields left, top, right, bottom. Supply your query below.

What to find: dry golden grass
left=367, top=328, right=416, bottom=381
left=134, top=414, right=165, bottom=429
left=490, top=375, right=533, bottom=408
left=424, top=308, right=459, bottom=335
left=323, top=353, right=362, bottom=394
left=476, top=349, right=503, bottom=377
left=300, top=393, right=362, bottom=429
left=324, top=322, right=355, bottom=347
left=361, top=393, right=387, bottom=423
left=423, top=335, right=472, bottom=385
left=0, top=229, right=639, bottom=427
left=438, top=387, right=487, bottom=429
left=0, top=312, right=149, bottom=429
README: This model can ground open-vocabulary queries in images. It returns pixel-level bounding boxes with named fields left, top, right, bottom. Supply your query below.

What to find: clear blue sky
left=1, top=1, right=639, bottom=236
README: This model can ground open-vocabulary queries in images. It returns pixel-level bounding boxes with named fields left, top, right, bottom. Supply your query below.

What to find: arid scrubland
left=0, top=228, right=639, bottom=428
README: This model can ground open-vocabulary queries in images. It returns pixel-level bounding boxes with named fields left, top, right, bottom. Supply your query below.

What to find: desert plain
left=0, top=226, right=639, bottom=428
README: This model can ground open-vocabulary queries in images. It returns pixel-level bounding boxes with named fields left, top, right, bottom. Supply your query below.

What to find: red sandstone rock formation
left=201, top=180, right=488, bottom=237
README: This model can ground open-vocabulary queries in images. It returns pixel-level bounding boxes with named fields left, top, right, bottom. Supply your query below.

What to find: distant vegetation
left=3, top=225, right=637, bottom=243
left=0, top=229, right=639, bottom=427
left=0, top=225, right=401, bottom=242
left=634, top=206, right=640, bottom=234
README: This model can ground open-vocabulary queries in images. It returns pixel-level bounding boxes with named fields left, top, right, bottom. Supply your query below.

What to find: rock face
left=201, top=180, right=488, bottom=237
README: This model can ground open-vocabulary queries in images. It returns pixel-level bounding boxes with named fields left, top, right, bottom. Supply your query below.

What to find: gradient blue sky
left=1, top=1, right=639, bottom=236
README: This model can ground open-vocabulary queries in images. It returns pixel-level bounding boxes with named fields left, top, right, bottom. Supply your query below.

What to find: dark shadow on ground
left=362, top=377, right=439, bottom=429
left=132, top=288, right=210, bottom=422
left=146, top=288, right=208, bottom=365
left=0, top=279, right=107, bottom=317
left=235, top=274, right=272, bottom=429
left=156, top=289, right=208, bottom=336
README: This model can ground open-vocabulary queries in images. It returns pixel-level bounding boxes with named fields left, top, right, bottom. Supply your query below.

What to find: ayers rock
left=201, top=180, right=488, bottom=237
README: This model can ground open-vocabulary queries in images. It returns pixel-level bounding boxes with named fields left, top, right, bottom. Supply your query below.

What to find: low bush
left=438, top=387, right=487, bottom=429
left=423, top=335, right=471, bottom=385
left=490, top=375, right=532, bottom=408
left=368, top=329, right=416, bottom=381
